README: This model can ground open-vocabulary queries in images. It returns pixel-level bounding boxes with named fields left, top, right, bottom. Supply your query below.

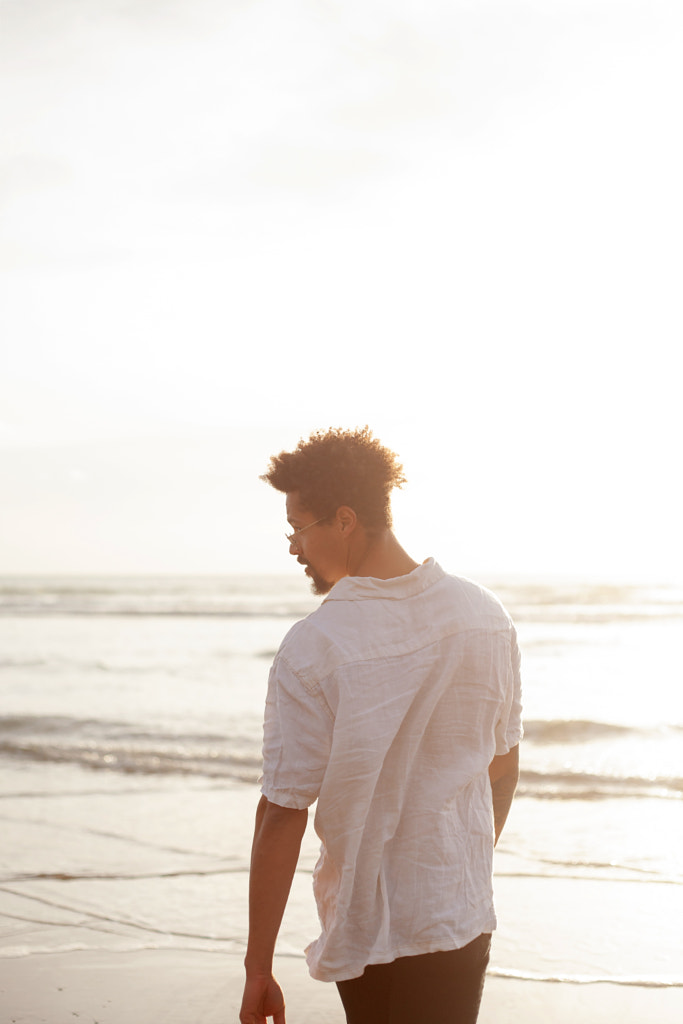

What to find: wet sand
left=2, top=946, right=682, bottom=1024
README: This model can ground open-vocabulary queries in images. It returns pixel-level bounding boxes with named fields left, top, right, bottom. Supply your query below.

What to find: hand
left=239, top=973, right=286, bottom=1024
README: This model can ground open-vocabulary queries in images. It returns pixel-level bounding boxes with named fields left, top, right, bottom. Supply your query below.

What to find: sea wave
left=0, top=715, right=262, bottom=781
left=487, top=967, right=683, bottom=988
left=516, top=770, right=683, bottom=801
left=521, top=719, right=683, bottom=743
left=523, top=719, right=634, bottom=743
left=0, top=741, right=262, bottom=781
left=0, top=576, right=317, bottom=619
left=2, top=575, right=682, bottom=620
left=1, top=714, right=681, bottom=798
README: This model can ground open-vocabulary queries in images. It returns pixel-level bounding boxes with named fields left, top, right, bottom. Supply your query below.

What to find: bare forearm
left=488, top=744, right=520, bottom=845
left=245, top=796, right=308, bottom=975
left=491, top=772, right=517, bottom=844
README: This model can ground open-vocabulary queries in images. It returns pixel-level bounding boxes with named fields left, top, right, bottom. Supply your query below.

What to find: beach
left=1, top=574, right=682, bottom=1021
left=3, top=950, right=683, bottom=1023
left=2, top=779, right=682, bottom=1023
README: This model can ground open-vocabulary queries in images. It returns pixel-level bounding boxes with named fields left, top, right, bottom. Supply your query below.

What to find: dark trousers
left=336, top=933, right=491, bottom=1024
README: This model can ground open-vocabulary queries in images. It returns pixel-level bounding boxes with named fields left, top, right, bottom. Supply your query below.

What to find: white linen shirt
left=261, top=558, right=522, bottom=983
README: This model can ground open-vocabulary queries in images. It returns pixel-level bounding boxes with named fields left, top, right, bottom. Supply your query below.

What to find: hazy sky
left=2, top=0, right=681, bottom=579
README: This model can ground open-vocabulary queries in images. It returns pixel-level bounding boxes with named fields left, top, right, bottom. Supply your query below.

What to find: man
left=240, top=427, right=522, bottom=1024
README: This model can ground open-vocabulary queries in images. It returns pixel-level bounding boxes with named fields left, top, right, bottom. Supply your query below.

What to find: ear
left=334, top=505, right=358, bottom=537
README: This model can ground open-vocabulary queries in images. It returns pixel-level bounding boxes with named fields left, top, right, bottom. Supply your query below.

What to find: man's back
left=261, top=559, right=522, bottom=982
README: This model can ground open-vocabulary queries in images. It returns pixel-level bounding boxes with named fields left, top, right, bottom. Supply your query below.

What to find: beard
left=300, top=560, right=334, bottom=596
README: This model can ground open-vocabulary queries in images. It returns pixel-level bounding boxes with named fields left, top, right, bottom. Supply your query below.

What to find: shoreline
left=1, top=949, right=682, bottom=1024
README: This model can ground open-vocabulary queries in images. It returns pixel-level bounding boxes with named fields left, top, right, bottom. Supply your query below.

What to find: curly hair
left=261, top=426, right=407, bottom=531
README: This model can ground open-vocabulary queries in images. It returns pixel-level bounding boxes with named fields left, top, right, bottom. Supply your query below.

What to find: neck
left=347, top=529, right=420, bottom=581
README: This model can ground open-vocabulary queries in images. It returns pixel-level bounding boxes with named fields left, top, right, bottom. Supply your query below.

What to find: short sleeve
left=261, top=653, right=334, bottom=809
left=494, top=624, right=523, bottom=755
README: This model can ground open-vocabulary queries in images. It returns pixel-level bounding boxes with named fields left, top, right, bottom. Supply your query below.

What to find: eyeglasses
left=285, top=517, right=327, bottom=545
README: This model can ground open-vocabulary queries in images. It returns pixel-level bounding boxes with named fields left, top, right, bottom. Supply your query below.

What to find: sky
left=1, top=0, right=681, bottom=580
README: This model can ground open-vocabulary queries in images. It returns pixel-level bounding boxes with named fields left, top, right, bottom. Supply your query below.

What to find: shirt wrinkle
left=281, top=622, right=512, bottom=696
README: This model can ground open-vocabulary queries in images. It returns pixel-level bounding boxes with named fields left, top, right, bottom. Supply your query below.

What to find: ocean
left=1, top=573, right=682, bottom=1003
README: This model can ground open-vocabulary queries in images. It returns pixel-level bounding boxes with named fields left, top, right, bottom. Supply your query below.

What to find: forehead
left=285, top=492, right=308, bottom=522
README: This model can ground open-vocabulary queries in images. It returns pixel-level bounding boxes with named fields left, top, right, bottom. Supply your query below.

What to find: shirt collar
left=322, top=557, right=445, bottom=603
